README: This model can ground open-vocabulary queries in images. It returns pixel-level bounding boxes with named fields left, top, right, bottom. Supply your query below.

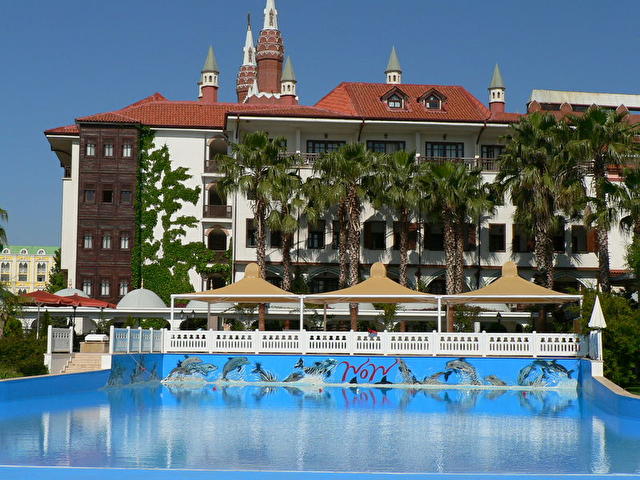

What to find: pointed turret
left=237, top=14, right=258, bottom=102
left=199, top=46, right=219, bottom=103
left=488, top=63, right=506, bottom=114
left=256, top=0, right=285, bottom=94
left=280, top=57, right=298, bottom=105
left=385, top=46, right=402, bottom=84
left=263, top=0, right=278, bottom=30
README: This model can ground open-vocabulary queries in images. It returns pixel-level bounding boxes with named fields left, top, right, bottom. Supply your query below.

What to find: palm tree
left=497, top=113, right=585, bottom=289
left=266, top=167, right=303, bottom=291
left=618, top=166, right=640, bottom=244
left=217, top=131, right=287, bottom=329
left=569, top=107, right=640, bottom=292
left=368, top=151, right=422, bottom=287
left=0, top=207, right=7, bottom=248
left=420, top=161, right=494, bottom=295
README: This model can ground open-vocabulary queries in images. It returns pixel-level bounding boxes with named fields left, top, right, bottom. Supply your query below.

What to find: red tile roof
left=45, top=124, right=80, bottom=135
left=315, top=82, right=493, bottom=122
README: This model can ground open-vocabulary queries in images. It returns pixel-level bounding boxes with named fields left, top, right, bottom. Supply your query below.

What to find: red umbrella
left=65, top=294, right=116, bottom=309
left=21, top=290, right=74, bottom=306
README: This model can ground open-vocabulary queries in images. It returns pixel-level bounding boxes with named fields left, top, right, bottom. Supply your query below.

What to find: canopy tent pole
left=207, top=302, right=212, bottom=330
left=170, top=296, right=175, bottom=330
left=323, top=304, right=327, bottom=331
left=299, top=297, right=304, bottom=331
left=437, top=296, right=442, bottom=333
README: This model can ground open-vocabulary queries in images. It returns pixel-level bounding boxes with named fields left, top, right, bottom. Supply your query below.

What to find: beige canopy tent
left=170, top=263, right=302, bottom=329
left=443, top=262, right=583, bottom=305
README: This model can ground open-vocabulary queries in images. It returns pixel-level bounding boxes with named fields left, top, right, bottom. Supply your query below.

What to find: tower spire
left=199, top=46, right=219, bottom=103
left=263, top=0, right=278, bottom=30
left=280, top=56, right=298, bottom=105
left=385, top=46, right=402, bottom=84
left=237, top=13, right=258, bottom=102
left=488, top=63, right=506, bottom=114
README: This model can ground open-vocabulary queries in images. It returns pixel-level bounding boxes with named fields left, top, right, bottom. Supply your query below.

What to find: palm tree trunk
left=454, top=221, right=465, bottom=294
left=338, top=200, right=349, bottom=289
left=399, top=208, right=409, bottom=287
left=443, top=215, right=457, bottom=295
left=597, top=227, right=611, bottom=292
left=347, top=186, right=361, bottom=330
left=534, top=226, right=554, bottom=289
left=281, top=233, right=293, bottom=291
left=256, top=200, right=267, bottom=330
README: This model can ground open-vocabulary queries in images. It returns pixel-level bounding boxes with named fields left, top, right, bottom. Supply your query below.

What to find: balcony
left=277, top=152, right=322, bottom=165
left=419, top=156, right=500, bottom=172
left=204, top=159, right=220, bottom=174
left=203, top=205, right=232, bottom=219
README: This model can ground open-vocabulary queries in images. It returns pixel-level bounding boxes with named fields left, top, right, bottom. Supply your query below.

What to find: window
left=489, top=224, right=506, bottom=252
left=424, top=95, right=442, bottom=110
left=1, top=248, right=9, bottom=254
left=86, top=143, right=96, bottom=156
left=553, top=220, right=565, bottom=253
left=463, top=223, right=477, bottom=252
left=120, top=234, right=130, bottom=250
left=19, top=248, right=28, bottom=255
left=366, top=141, right=406, bottom=154
left=364, top=221, right=386, bottom=250
left=309, top=274, right=339, bottom=294
left=36, top=262, right=47, bottom=282
left=246, top=219, right=257, bottom=248
left=119, top=280, right=129, bottom=297
left=425, top=224, right=444, bottom=251
left=102, top=234, right=112, bottom=250
left=426, top=142, right=464, bottom=159
left=0, top=262, right=9, bottom=282
left=100, top=280, right=110, bottom=297
left=120, top=189, right=132, bottom=204
left=387, top=94, right=403, bottom=109
left=84, top=188, right=96, bottom=203
left=83, top=234, right=93, bottom=249
left=37, top=249, right=46, bottom=255
left=512, top=224, right=534, bottom=253
left=331, top=221, right=341, bottom=249
left=102, top=189, right=113, bottom=203
left=307, top=220, right=326, bottom=249
left=306, top=140, right=346, bottom=154
left=481, top=145, right=505, bottom=159
left=571, top=225, right=597, bottom=253
left=393, top=222, right=418, bottom=250
left=82, top=280, right=92, bottom=297
left=18, top=262, right=28, bottom=282
left=122, top=143, right=133, bottom=157
left=270, top=230, right=282, bottom=248
left=104, top=143, right=114, bottom=157
left=208, top=229, right=227, bottom=251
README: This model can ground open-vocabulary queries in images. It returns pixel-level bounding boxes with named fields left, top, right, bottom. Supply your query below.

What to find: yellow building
left=0, top=246, right=57, bottom=294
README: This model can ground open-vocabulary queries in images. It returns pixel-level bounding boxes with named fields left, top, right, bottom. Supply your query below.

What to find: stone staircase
left=62, top=353, right=104, bottom=374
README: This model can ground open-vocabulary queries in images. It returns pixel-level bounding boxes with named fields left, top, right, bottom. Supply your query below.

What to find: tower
left=199, top=46, right=219, bottom=104
left=280, top=57, right=298, bottom=105
left=385, top=46, right=402, bottom=84
left=236, top=15, right=258, bottom=103
left=488, top=64, right=505, bottom=114
left=256, top=0, right=285, bottom=94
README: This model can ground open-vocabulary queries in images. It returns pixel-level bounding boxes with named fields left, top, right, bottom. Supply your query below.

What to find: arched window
left=20, top=249, right=28, bottom=255
left=425, top=95, right=442, bottom=109
left=309, top=273, right=339, bottom=294
left=18, top=262, right=28, bottom=282
left=387, top=94, right=403, bottom=109
left=207, top=229, right=227, bottom=251
left=0, top=262, right=9, bottom=282
left=207, top=185, right=225, bottom=206
left=36, top=262, right=47, bottom=282
left=37, top=249, right=46, bottom=255
left=1, top=248, right=9, bottom=254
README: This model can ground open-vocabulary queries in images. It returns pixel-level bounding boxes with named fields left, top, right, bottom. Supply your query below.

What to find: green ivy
left=45, top=249, right=67, bottom=293
left=131, top=128, right=230, bottom=303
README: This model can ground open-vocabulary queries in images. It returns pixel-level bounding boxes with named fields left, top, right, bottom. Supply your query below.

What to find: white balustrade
left=108, top=328, right=589, bottom=358
left=47, top=326, right=74, bottom=354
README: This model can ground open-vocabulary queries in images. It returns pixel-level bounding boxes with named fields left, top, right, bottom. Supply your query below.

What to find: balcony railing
left=277, top=152, right=322, bottom=165
left=204, top=159, right=220, bottom=173
left=203, top=205, right=232, bottom=219
left=419, top=156, right=500, bottom=172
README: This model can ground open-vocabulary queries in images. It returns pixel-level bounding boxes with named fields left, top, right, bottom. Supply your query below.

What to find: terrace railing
left=46, top=326, right=74, bottom=354
left=110, top=328, right=589, bottom=358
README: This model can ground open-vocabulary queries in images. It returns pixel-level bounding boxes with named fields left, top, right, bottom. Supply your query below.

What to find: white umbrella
left=588, top=296, right=607, bottom=329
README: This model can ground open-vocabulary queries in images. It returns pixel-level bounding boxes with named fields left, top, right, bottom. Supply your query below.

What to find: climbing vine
left=131, top=127, right=226, bottom=303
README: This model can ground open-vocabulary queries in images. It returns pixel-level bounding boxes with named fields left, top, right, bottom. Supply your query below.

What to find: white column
left=415, top=132, right=422, bottom=157
left=437, top=297, right=442, bottom=333
left=295, top=128, right=301, bottom=153
left=68, top=326, right=74, bottom=353
left=109, top=325, right=115, bottom=354
left=299, top=297, right=304, bottom=331
left=47, top=325, right=53, bottom=354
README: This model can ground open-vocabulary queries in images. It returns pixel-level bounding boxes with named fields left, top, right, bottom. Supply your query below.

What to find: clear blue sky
left=1, top=0, right=639, bottom=246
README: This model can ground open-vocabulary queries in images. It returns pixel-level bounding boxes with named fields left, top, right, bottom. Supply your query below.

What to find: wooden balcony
left=203, top=205, right=232, bottom=219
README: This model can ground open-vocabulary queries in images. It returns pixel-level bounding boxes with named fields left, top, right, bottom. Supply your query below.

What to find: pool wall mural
left=107, top=354, right=580, bottom=389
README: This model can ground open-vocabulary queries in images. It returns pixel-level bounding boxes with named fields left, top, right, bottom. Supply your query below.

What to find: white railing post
left=381, top=330, right=389, bottom=356
left=532, top=331, right=539, bottom=358
left=301, top=330, right=308, bottom=354
left=47, top=325, right=53, bottom=354
left=348, top=330, right=355, bottom=355
left=208, top=329, right=214, bottom=354
left=162, top=328, right=168, bottom=353
left=126, top=326, right=131, bottom=353
left=481, top=330, right=488, bottom=357
left=109, top=325, right=115, bottom=354
left=254, top=329, right=260, bottom=354
left=68, top=326, right=74, bottom=353
left=432, top=330, right=438, bottom=356
left=149, top=327, right=154, bottom=352
left=138, top=327, right=143, bottom=353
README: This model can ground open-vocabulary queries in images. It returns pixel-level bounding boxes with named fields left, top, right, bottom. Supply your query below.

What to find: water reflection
left=1, top=385, right=640, bottom=473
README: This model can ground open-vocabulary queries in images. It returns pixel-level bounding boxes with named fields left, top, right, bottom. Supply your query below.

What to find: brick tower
left=236, top=15, right=257, bottom=103
left=256, top=0, right=284, bottom=94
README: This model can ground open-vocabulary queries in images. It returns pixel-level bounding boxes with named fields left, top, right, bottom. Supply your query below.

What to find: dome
left=55, top=288, right=88, bottom=298
left=117, top=288, right=166, bottom=309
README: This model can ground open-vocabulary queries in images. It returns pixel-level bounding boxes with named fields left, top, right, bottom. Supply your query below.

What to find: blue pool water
left=1, top=384, right=640, bottom=475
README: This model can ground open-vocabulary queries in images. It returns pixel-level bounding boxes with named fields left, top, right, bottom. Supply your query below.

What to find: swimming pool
left=1, top=368, right=640, bottom=477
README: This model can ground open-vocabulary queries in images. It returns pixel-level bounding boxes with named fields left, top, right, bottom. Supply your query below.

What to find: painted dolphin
left=252, top=362, right=278, bottom=382
left=444, top=358, right=481, bottom=385
left=221, top=357, right=250, bottom=380
left=397, top=359, right=419, bottom=384
left=484, top=375, right=507, bottom=386
left=283, top=372, right=304, bottom=383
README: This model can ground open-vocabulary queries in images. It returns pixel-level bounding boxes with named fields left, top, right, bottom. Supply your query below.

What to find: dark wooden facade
left=76, top=125, right=138, bottom=304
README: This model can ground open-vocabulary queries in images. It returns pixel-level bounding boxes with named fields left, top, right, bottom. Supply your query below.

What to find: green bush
left=0, top=365, right=21, bottom=379
left=0, top=335, right=48, bottom=377
left=3, top=318, right=23, bottom=338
